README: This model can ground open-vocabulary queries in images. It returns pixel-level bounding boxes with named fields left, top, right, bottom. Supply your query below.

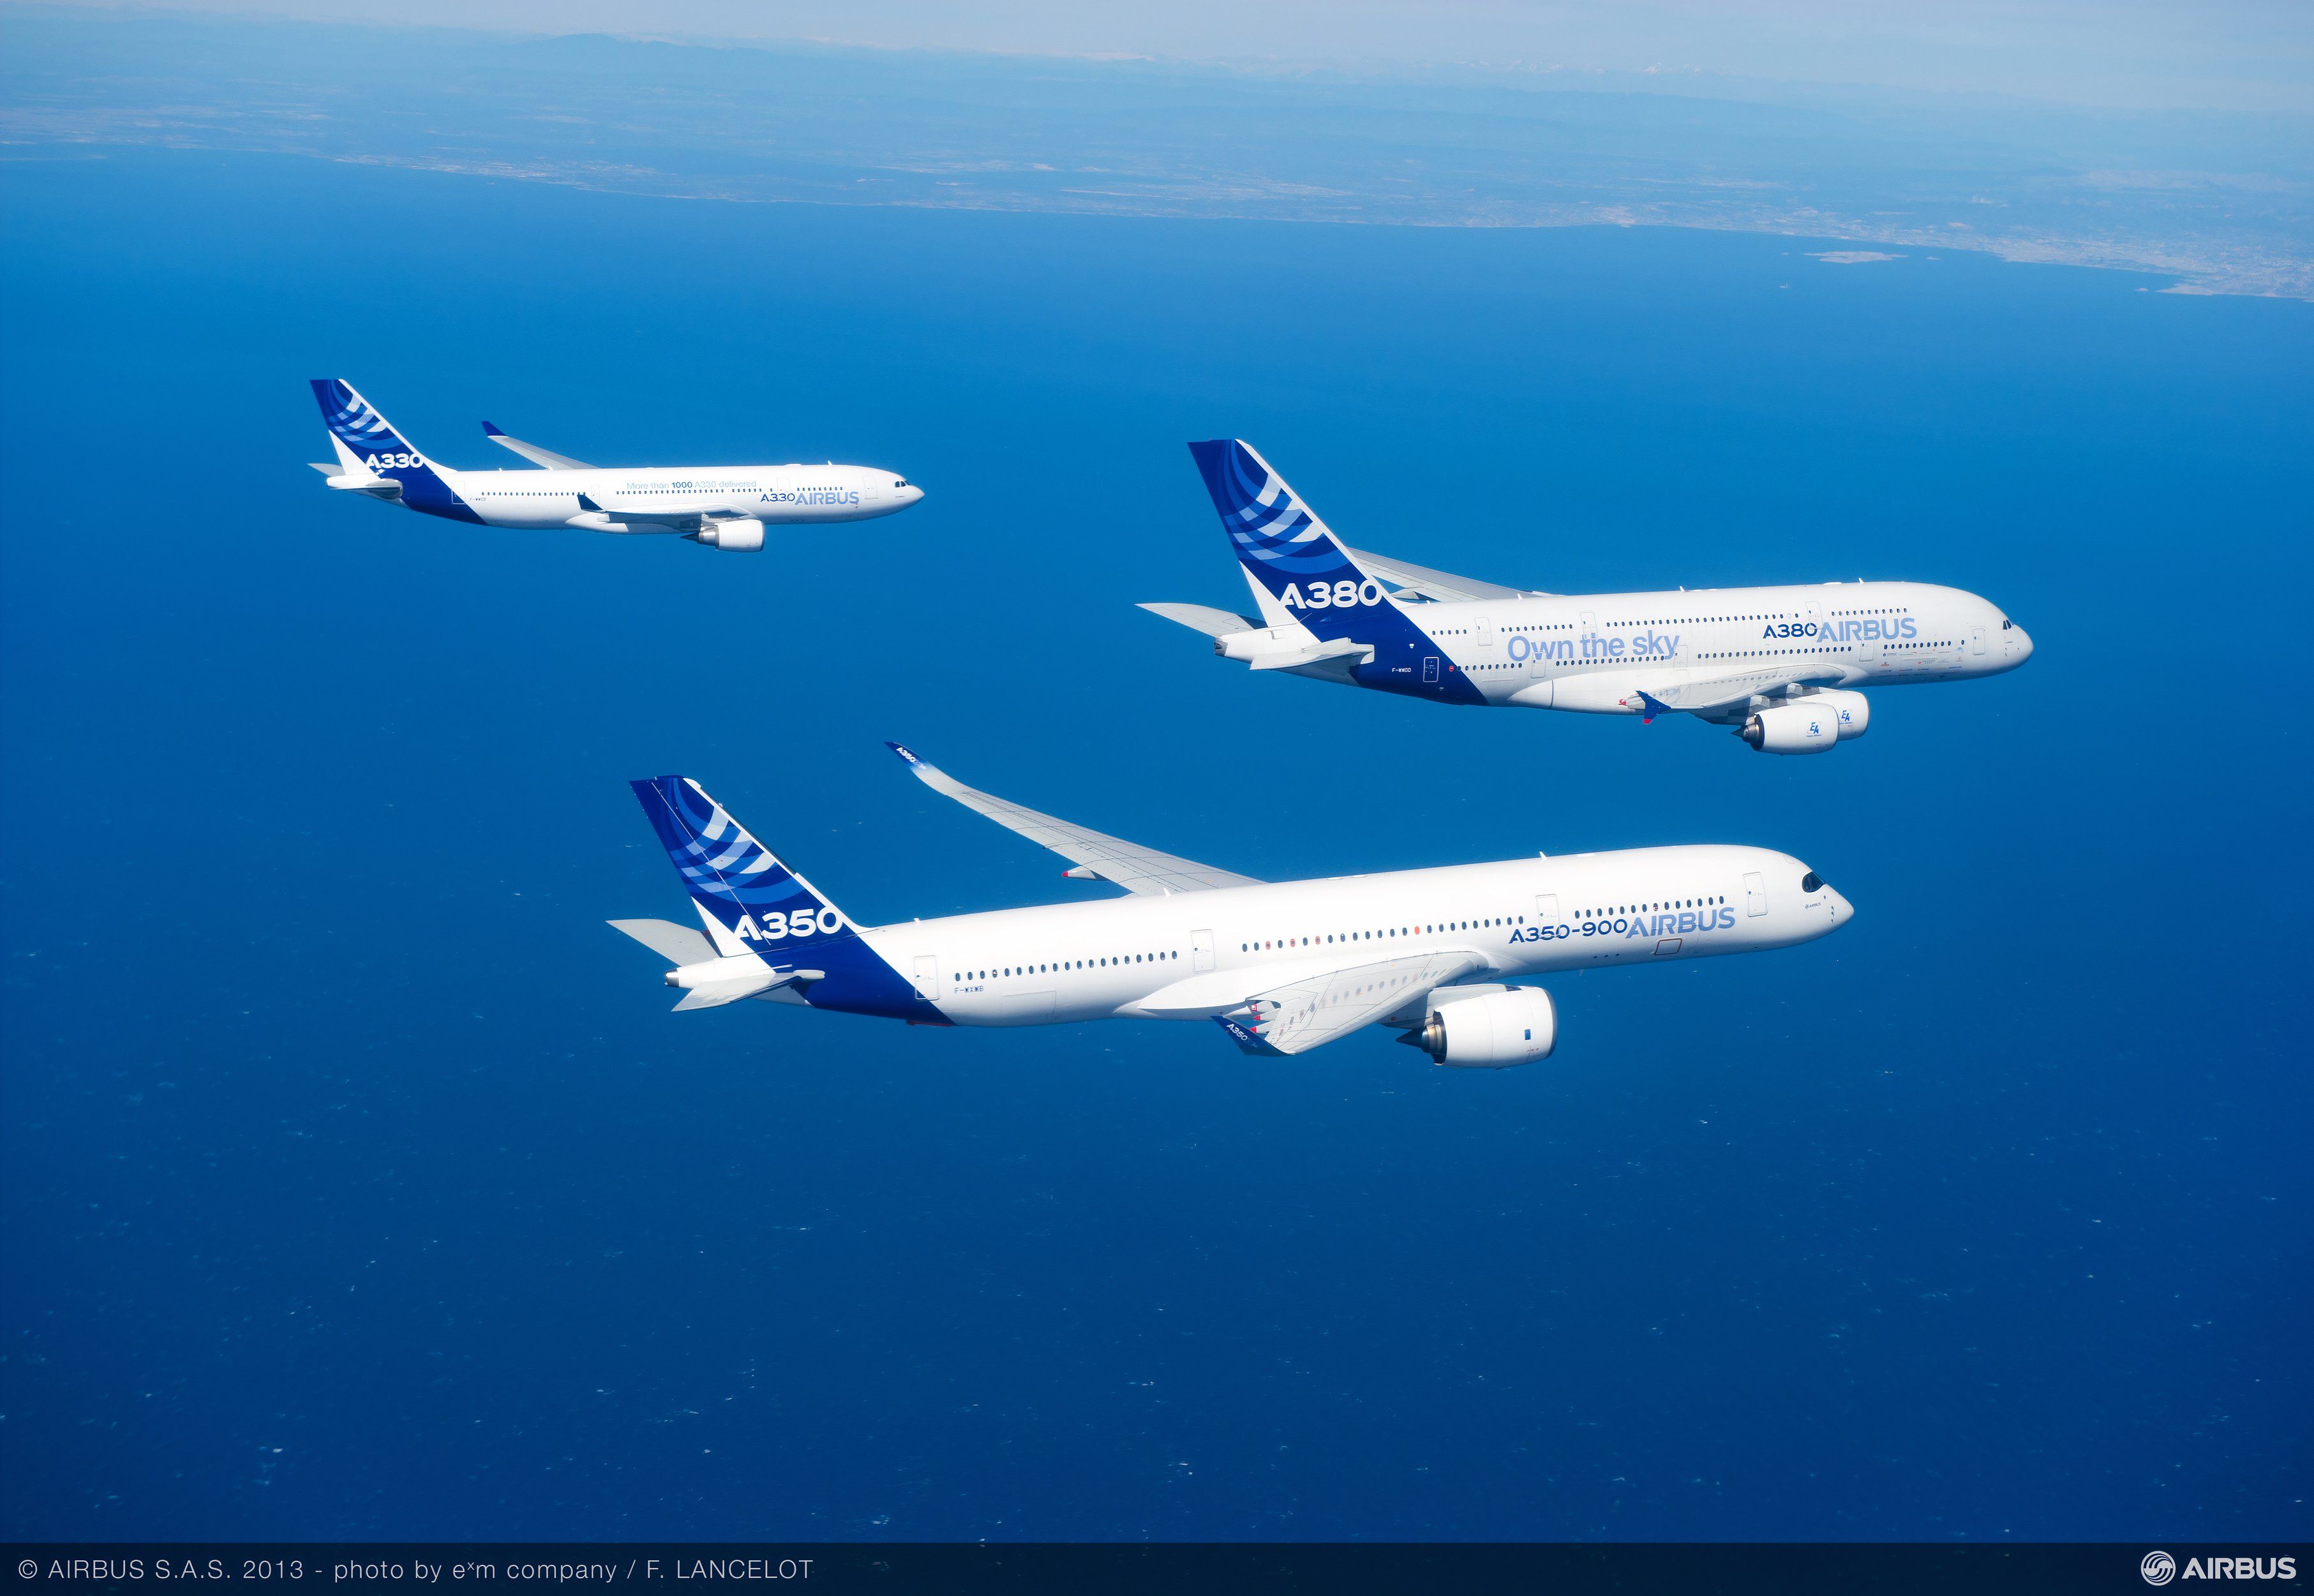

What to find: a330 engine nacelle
left=1405, top=985, right=1557, bottom=1068
left=1741, top=689, right=1868, bottom=754
left=696, top=517, right=765, bottom=552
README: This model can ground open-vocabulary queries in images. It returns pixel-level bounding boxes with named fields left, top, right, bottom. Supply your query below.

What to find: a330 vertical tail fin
left=308, top=379, right=481, bottom=522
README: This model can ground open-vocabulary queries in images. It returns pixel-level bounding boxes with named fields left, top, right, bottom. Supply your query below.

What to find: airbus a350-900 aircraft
left=306, top=378, right=923, bottom=551
left=1145, top=440, right=2031, bottom=753
left=609, top=745, right=1850, bottom=1063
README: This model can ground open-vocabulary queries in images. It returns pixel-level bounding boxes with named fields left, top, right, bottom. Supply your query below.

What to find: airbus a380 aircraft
left=1144, top=440, right=2032, bottom=753
left=306, top=379, right=923, bottom=551
left=609, top=745, right=1851, bottom=1064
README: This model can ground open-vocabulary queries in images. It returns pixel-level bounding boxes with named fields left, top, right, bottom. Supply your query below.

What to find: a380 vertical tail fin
left=1186, top=439, right=1390, bottom=631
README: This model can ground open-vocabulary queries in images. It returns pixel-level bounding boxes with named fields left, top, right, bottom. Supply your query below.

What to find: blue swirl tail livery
left=308, top=378, right=482, bottom=522
left=306, top=380, right=925, bottom=547
left=620, top=775, right=930, bottom=1019
left=1177, top=439, right=1486, bottom=703
left=606, top=746, right=1852, bottom=1058
left=1149, top=438, right=2034, bottom=750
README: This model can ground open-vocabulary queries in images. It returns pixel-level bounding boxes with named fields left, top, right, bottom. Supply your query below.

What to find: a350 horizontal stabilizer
left=608, top=918, right=718, bottom=966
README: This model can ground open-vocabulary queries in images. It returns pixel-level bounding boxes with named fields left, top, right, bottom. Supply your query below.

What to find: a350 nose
left=1824, top=884, right=1855, bottom=928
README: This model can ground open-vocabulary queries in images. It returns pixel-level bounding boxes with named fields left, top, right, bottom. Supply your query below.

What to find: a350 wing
left=888, top=743, right=1261, bottom=895
left=1341, top=545, right=1532, bottom=602
left=1216, top=950, right=1486, bottom=1055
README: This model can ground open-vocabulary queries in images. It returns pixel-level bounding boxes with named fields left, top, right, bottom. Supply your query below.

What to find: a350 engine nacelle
left=1407, top=986, right=1557, bottom=1068
left=1741, top=690, right=1868, bottom=754
left=696, top=518, right=765, bottom=552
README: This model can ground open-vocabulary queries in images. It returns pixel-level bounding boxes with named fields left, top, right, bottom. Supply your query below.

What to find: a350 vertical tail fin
left=629, top=776, right=858, bottom=957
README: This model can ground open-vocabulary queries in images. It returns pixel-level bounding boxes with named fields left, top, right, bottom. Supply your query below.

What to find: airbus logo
left=2142, top=1551, right=2299, bottom=1584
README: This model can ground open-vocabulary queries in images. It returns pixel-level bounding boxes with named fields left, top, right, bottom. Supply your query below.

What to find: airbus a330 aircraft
left=1144, top=440, right=2032, bottom=753
left=306, top=378, right=923, bottom=550
left=609, top=745, right=1851, bottom=1063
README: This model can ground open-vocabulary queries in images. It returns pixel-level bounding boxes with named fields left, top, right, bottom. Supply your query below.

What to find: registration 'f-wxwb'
left=610, top=746, right=1851, bottom=1064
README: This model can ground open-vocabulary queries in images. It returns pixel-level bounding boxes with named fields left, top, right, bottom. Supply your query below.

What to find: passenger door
left=1191, top=929, right=1216, bottom=973
left=910, top=955, right=942, bottom=1001
left=1743, top=872, right=1767, bottom=918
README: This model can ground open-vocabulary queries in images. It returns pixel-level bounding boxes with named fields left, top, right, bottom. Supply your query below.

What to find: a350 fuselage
left=706, top=844, right=1848, bottom=1027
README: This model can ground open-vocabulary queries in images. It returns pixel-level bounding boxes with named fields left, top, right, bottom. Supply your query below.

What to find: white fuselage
left=1350, top=579, right=2031, bottom=710
left=812, top=844, right=1847, bottom=1029
left=444, top=463, right=922, bottom=531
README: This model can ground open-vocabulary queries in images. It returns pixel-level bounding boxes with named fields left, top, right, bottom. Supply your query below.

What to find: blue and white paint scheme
left=1146, top=440, right=2032, bottom=752
left=306, top=379, right=923, bottom=550
left=609, top=745, right=1852, bottom=1064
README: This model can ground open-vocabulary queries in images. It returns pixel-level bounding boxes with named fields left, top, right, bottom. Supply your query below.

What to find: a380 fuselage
left=1266, top=579, right=2031, bottom=711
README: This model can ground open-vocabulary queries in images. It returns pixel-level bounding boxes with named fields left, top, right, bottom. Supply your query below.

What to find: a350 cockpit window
left=1801, top=872, right=1824, bottom=892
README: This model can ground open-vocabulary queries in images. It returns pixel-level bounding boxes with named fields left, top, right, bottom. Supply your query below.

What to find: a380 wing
left=1630, top=661, right=1849, bottom=716
left=1216, top=950, right=1487, bottom=1055
left=888, top=743, right=1261, bottom=895
left=1341, top=545, right=1532, bottom=602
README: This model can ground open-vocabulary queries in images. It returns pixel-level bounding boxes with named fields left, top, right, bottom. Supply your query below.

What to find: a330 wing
left=888, top=743, right=1260, bottom=895
left=1211, top=950, right=1487, bottom=1055
left=481, top=421, right=593, bottom=470
left=1341, top=545, right=1534, bottom=602
left=574, top=491, right=712, bottom=532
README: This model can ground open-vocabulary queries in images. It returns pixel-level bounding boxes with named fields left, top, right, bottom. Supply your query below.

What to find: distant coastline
left=3, top=6, right=2309, bottom=299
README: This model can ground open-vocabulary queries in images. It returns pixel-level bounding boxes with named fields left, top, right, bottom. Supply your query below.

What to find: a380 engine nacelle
left=1741, top=689, right=1869, bottom=754
left=696, top=517, right=765, bottom=552
left=1407, top=986, right=1557, bottom=1068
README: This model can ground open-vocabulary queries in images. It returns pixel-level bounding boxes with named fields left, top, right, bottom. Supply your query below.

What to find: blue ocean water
left=1, top=148, right=2308, bottom=1542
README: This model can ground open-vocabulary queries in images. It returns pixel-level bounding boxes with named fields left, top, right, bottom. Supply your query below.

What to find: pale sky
left=45, top=0, right=2314, bottom=113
